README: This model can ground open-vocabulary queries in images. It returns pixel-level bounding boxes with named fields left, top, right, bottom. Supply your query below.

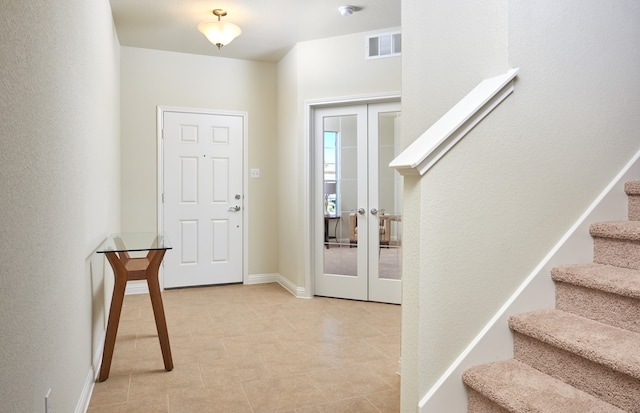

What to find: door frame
left=157, top=106, right=249, bottom=290
left=304, top=93, right=401, bottom=298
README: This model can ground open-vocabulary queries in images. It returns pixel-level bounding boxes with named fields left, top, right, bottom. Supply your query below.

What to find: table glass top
left=96, top=233, right=172, bottom=253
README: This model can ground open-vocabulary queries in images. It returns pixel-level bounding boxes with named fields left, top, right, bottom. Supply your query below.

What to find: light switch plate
left=250, top=168, right=260, bottom=178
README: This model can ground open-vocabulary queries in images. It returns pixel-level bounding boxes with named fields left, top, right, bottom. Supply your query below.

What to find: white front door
left=162, top=110, right=244, bottom=288
left=314, top=102, right=402, bottom=304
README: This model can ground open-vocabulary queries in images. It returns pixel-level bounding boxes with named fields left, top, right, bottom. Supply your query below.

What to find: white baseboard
left=127, top=273, right=310, bottom=298
left=277, top=274, right=311, bottom=298
left=75, top=368, right=96, bottom=413
left=244, top=273, right=280, bottom=285
left=244, top=272, right=310, bottom=298
left=125, top=280, right=149, bottom=295
left=419, top=149, right=640, bottom=412
left=75, top=328, right=107, bottom=412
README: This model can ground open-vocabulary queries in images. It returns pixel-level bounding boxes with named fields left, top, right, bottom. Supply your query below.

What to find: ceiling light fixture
left=197, top=9, right=241, bottom=49
left=339, top=5, right=356, bottom=16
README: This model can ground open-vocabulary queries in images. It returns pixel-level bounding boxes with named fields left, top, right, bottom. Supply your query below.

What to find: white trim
left=244, top=272, right=311, bottom=299
left=76, top=327, right=105, bottom=413
left=390, top=68, right=519, bottom=176
left=244, top=273, right=280, bottom=285
left=74, top=368, right=95, bottom=413
left=304, top=92, right=401, bottom=299
left=306, top=92, right=401, bottom=109
left=242, top=114, right=249, bottom=286
left=277, top=274, right=311, bottom=299
left=418, top=148, right=640, bottom=412
left=156, top=106, right=249, bottom=289
left=157, top=106, right=164, bottom=288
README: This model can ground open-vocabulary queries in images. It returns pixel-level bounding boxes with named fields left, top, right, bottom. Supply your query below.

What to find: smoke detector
left=339, top=5, right=356, bottom=16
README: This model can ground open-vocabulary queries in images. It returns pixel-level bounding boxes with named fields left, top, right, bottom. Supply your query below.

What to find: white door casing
left=313, top=102, right=402, bottom=304
left=160, top=109, right=245, bottom=289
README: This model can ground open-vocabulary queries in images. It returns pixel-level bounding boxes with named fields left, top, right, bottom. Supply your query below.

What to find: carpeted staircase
left=462, top=181, right=640, bottom=412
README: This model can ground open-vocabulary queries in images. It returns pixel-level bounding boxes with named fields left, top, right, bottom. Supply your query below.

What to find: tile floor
left=88, top=283, right=401, bottom=412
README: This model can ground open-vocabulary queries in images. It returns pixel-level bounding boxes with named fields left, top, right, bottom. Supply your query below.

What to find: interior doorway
left=313, top=101, right=402, bottom=304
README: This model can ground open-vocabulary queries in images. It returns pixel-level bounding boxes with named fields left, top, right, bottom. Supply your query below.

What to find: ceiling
left=108, top=0, right=401, bottom=62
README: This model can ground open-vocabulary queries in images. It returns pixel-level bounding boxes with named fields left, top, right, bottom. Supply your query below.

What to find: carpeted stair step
left=590, top=220, right=640, bottom=269
left=551, top=263, right=640, bottom=333
left=625, top=181, right=640, bottom=220
left=463, top=359, right=625, bottom=412
left=509, top=309, right=640, bottom=412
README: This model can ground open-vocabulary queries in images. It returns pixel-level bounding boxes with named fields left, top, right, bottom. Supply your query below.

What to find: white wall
left=0, top=0, right=121, bottom=411
left=400, top=0, right=640, bottom=411
left=119, top=47, right=278, bottom=276
left=276, top=29, right=402, bottom=290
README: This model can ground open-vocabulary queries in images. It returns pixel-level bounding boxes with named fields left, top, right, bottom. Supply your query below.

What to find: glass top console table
left=96, top=233, right=173, bottom=382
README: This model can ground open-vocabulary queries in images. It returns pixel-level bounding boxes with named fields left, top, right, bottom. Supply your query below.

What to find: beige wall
left=120, top=47, right=278, bottom=275
left=276, top=29, right=402, bottom=289
left=0, top=0, right=121, bottom=411
left=400, top=0, right=640, bottom=410
left=276, top=47, right=302, bottom=284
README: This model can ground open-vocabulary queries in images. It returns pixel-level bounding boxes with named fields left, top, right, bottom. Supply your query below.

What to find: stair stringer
left=418, top=148, right=640, bottom=413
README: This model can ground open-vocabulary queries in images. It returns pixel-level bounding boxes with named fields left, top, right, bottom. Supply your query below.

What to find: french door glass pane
left=377, top=111, right=402, bottom=280
left=323, top=115, right=357, bottom=277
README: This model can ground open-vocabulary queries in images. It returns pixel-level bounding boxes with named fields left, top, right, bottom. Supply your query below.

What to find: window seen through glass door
left=323, top=131, right=338, bottom=215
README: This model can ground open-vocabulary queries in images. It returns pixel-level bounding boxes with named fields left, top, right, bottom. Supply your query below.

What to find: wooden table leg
left=99, top=252, right=128, bottom=382
left=145, top=249, right=173, bottom=371
left=99, top=248, right=173, bottom=381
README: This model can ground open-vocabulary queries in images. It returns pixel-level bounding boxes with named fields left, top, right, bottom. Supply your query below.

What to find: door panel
left=211, top=158, right=229, bottom=202
left=163, top=111, right=243, bottom=288
left=180, top=220, right=198, bottom=264
left=180, top=158, right=198, bottom=202
left=211, top=219, right=229, bottom=262
left=368, top=103, right=402, bottom=304
left=315, top=106, right=368, bottom=300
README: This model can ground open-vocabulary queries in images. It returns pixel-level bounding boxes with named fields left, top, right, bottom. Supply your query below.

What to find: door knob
left=228, top=206, right=241, bottom=212
left=357, top=208, right=365, bottom=215
left=370, top=208, right=378, bottom=215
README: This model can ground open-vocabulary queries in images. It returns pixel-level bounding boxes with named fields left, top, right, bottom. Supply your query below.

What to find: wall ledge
left=390, top=68, right=519, bottom=176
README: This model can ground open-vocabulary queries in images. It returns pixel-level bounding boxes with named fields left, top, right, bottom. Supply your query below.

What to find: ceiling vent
left=366, top=31, right=401, bottom=59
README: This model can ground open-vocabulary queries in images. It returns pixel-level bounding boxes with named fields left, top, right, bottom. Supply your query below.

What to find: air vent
left=366, top=32, right=401, bottom=59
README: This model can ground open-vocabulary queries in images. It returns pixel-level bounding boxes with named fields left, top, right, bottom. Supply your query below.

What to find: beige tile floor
left=88, top=283, right=401, bottom=413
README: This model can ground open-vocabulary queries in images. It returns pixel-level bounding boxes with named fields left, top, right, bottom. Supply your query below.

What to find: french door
left=162, top=109, right=244, bottom=288
left=314, top=102, right=402, bottom=304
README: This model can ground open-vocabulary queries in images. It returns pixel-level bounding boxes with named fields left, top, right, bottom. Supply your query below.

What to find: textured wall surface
left=0, top=1, right=120, bottom=411
left=400, top=0, right=640, bottom=411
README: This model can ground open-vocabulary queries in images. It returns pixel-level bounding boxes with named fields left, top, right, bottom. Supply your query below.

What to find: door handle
left=370, top=208, right=378, bottom=215
left=228, top=206, right=241, bottom=212
left=357, top=208, right=365, bottom=215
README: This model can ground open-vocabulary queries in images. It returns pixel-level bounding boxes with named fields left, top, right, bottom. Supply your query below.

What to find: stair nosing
left=624, top=181, right=640, bottom=195
left=551, top=263, right=640, bottom=299
left=509, top=309, right=640, bottom=379
left=463, top=359, right=626, bottom=412
left=589, top=221, right=640, bottom=241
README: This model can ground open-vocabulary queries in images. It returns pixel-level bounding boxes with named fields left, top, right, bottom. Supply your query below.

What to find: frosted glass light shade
left=198, top=21, right=242, bottom=48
